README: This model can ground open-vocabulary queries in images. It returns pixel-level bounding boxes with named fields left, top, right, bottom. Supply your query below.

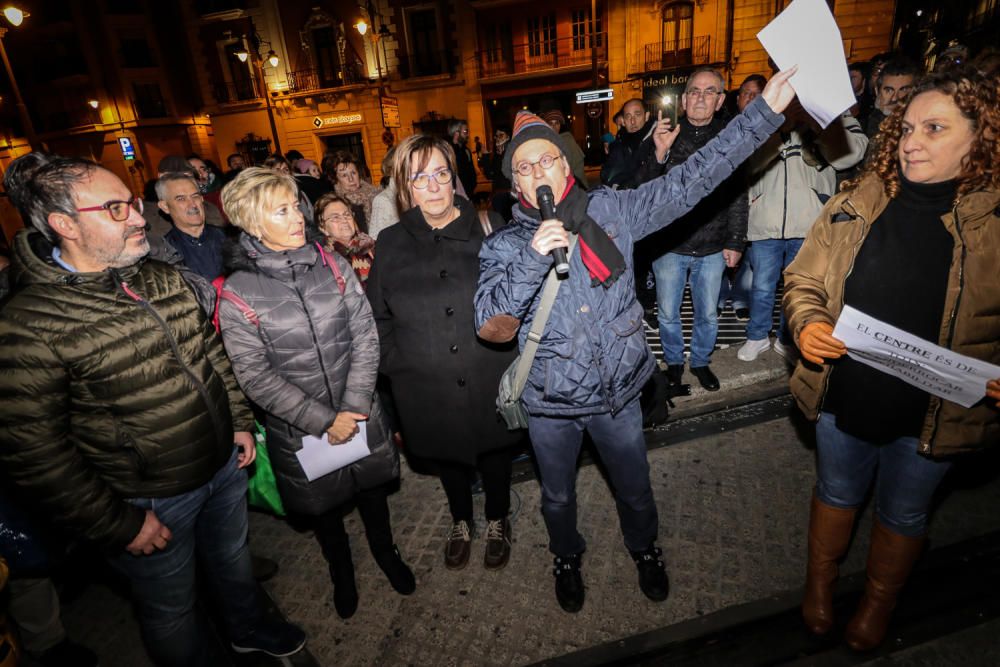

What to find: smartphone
left=659, top=92, right=679, bottom=127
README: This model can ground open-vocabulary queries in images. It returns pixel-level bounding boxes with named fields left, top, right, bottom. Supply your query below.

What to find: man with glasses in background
left=475, top=66, right=796, bottom=613
left=647, top=68, right=748, bottom=393
left=0, top=155, right=306, bottom=665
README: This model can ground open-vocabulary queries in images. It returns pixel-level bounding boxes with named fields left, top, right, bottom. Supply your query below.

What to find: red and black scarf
left=518, top=178, right=626, bottom=288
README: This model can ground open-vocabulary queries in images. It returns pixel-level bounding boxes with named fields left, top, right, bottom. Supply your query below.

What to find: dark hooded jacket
left=219, top=234, right=397, bottom=516
left=0, top=230, right=252, bottom=551
left=600, top=117, right=665, bottom=189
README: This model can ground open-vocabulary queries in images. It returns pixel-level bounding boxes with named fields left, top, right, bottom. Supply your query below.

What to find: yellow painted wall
left=211, top=109, right=277, bottom=165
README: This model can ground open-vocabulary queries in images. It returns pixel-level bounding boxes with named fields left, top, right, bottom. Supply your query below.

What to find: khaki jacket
left=783, top=173, right=1000, bottom=457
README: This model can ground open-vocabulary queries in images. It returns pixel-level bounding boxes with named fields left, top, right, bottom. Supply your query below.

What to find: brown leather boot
left=801, top=494, right=857, bottom=635
left=845, top=520, right=925, bottom=651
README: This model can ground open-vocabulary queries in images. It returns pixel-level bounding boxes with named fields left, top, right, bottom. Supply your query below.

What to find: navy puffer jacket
left=475, top=97, right=783, bottom=417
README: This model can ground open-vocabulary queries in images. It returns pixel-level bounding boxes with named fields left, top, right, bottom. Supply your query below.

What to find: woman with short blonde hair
left=218, top=168, right=415, bottom=621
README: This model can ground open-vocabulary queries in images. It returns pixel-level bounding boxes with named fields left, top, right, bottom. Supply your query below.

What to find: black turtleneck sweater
left=823, top=176, right=957, bottom=442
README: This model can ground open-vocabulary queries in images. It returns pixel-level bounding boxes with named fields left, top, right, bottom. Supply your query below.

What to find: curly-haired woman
left=322, top=151, right=378, bottom=233
left=784, top=65, right=1000, bottom=650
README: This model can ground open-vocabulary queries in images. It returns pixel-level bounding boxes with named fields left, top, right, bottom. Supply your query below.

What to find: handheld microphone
left=536, top=185, right=569, bottom=276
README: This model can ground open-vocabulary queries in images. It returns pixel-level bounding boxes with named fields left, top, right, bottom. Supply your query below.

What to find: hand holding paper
left=760, top=66, right=800, bottom=115
left=327, top=411, right=367, bottom=445
left=798, top=321, right=847, bottom=365
left=987, top=380, right=1000, bottom=408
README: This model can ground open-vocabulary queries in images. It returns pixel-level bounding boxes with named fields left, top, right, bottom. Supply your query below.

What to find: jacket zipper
left=780, top=155, right=788, bottom=239
left=115, top=274, right=227, bottom=448
left=292, top=265, right=338, bottom=407
left=817, top=198, right=869, bottom=414
left=921, top=202, right=966, bottom=455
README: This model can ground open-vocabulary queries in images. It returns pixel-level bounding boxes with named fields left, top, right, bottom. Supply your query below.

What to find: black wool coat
left=367, top=196, right=521, bottom=464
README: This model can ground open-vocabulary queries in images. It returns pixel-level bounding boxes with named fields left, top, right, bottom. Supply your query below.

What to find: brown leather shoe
left=483, top=518, right=512, bottom=570
left=801, top=494, right=857, bottom=635
left=444, top=520, right=473, bottom=570
left=845, top=521, right=924, bottom=651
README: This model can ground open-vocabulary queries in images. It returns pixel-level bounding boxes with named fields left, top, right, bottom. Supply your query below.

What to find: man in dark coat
left=474, top=69, right=795, bottom=613
left=0, top=155, right=305, bottom=665
left=649, top=68, right=748, bottom=392
left=449, top=119, right=478, bottom=197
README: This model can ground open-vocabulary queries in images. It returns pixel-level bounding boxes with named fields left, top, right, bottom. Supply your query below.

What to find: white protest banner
left=833, top=305, right=1000, bottom=409
left=757, top=0, right=856, bottom=128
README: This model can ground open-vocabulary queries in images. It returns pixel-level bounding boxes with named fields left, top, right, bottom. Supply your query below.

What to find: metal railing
left=212, top=79, right=261, bottom=104
left=285, top=51, right=368, bottom=93
left=642, top=35, right=710, bottom=72
left=477, top=32, right=606, bottom=79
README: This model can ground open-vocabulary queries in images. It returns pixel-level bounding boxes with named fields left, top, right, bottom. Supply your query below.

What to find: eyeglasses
left=321, top=212, right=354, bottom=224
left=513, top=153, right=563, bottom=176
left=410, top=168, right=453, bottom=190
left=76, top=195, right=144, bottom=222
left=687, top=88, right=721, bottom=99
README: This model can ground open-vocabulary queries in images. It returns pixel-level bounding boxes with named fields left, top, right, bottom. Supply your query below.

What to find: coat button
left=435, top=235, right=442, bottom=242
left=440, top=269, right=448, bottom=278
left=580, top=304, right=590, bottom=313
left=450, top=344, right=458, bottom=353
left=445, top=306, right=455, bottom=316
left=457, top=378, right=466, bottom=387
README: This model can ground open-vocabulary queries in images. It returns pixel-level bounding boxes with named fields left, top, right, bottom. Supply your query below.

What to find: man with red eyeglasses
left=0, top=155, right=306, bottom=665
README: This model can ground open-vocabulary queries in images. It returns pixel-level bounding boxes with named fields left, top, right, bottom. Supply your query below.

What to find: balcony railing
left=643, top=35, right=711, bottom=72
left=477, top=32, right=606, bottom=79
left=213, top=79, right=260, bottom=104
left=285, top=50, right=368, bottom=93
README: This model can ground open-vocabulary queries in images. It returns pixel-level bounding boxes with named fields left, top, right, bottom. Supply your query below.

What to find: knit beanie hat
left=502, top=110, right=567, bottom=179
left=540, top=109, right=566, bottom=130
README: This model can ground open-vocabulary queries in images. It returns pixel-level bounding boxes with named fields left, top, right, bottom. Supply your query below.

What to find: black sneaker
left=630, top=545, right=669, bottom=602
left=231, top=618, right=307, bottom=657
left=690, top=365, right=720, bottom=392
left=553, top=554, right=585, bottom=613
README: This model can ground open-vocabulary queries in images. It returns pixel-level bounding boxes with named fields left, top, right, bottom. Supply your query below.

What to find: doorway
left=321, top=132, right=369, bottom=179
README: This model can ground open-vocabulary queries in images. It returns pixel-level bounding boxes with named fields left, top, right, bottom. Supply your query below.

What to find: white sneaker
left=737, top=338, right=771, bottom=361
left=772, top=339, right=799, bottom=362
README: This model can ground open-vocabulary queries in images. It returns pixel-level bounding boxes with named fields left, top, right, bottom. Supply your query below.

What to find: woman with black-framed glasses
left=366, top=134, right=523, bottom=572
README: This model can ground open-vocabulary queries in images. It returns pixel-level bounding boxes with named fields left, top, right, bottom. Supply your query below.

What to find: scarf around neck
left=518, top=178, right=626, bottom=288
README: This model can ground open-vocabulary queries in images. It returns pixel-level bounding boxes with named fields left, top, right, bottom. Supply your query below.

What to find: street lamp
left=354, top=2, right=389, bottom=89
left=0, top=4, right=42, bottom=151
left=236, top=28, right=282, bottom=156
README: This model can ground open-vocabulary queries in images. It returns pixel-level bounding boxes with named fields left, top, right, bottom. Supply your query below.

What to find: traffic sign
left=576, top=88, right=614, bottom=104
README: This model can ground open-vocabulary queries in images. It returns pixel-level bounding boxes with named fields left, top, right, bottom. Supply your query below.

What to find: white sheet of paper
left=756, top=0, right=856, bottom=128
left=296, top=422, right=370, bottom=482
left=833, top=305, right=1000, bottom=409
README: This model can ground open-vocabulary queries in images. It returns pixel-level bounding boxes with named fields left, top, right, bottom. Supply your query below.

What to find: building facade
left=2, top=0, right=905, bottom=244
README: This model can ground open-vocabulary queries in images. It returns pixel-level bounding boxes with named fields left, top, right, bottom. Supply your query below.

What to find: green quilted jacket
left=0, top=230, right=253, bottom=550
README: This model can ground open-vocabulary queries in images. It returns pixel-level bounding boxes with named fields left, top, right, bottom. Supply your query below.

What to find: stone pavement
left=48, top=346, right=1000, bottom=666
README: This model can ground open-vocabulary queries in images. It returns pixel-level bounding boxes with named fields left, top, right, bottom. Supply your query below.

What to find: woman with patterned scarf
left=316, top=193, right=376, bottom=286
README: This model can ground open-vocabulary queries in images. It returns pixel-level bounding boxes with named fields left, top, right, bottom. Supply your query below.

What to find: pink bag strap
left=219, top=289, right=260, bottom=327
left=315, top=243, right=347, bottom=295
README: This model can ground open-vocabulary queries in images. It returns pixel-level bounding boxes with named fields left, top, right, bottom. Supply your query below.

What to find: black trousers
left=437, top=448, right=513, bottom=523
left=311, top=484, right=394, bottom=562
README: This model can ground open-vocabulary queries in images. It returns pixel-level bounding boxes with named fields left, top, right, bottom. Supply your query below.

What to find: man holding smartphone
left=647, top=67, right=748, bottom=393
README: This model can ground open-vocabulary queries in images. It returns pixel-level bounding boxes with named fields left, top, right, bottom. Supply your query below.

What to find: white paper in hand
left=296, top=422, right=370, bottom=482
left=757, top=0, right=856, bottom=128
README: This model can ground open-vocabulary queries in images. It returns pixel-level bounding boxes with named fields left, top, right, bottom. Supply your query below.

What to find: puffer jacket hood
left=219, top=233, right=397, bottom=515
left=477, top=96, right=785, bottom=416
left=0, top=229, right=253, bottom=550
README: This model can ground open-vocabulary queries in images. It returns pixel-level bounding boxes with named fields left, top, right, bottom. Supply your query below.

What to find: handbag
left=496, top=234, right=577, bottom=430
left=246, top=421, right=286, bottom=516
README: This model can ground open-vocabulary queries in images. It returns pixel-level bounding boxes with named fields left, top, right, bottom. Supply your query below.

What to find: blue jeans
left=746, top=238, right=804, bottom=343
left=652, top=251, right=726, bottom=367
left=815, top=413, right=953, bottom=537
left=111, top=449, right=260, bottom=667
left=718, top=258, right=752, bottom=310
left=527, top=398, right=658, bottom=556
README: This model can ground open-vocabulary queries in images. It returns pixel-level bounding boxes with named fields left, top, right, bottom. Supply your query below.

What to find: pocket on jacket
left=610, top=302, right=644, bottom=337
left=114, top=417, right=153, bottom=478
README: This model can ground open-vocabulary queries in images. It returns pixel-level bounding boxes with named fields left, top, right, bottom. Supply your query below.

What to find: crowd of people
left=0, top=41, right=999, bottom=667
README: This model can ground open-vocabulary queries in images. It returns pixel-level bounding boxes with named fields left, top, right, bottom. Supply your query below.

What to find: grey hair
left=685, top=67, right=725, bottom=93
left=155, top=171, right=199, bottom=201
left=447, top=119, right=467, bottom=137
left=21, top=157, right=99, bottom=245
